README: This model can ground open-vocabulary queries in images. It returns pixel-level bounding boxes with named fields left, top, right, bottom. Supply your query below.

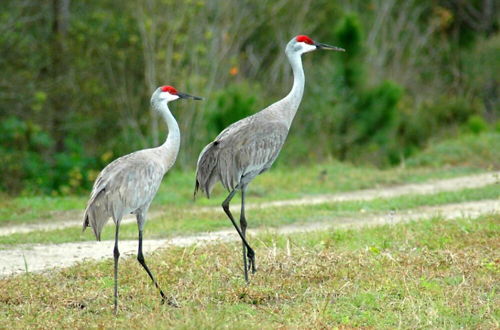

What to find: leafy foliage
left=0, top=0, right=497, bottom=194
left=0, top=117, right=101, bottom=194
left=207, top=83, right=260, bottom=136
left=327, top=14, right=404, bottom=164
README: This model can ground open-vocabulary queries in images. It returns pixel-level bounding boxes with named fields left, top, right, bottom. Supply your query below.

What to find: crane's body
left=83, top=87, right=183, bottom=242
left=195, top=116, right=288, bottom=195
left=195, top=35, right=344, bottom=282
left=83, top=137, right=179, bottom=239
left=83, top=86, right=201, bottom=313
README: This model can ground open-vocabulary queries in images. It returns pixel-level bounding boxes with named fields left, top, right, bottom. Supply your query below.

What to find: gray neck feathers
left=286, top=51, right=305, bottom=105
left=152, top=100, right=181, bottom=171
left=267, top=50, right=305, bottom=129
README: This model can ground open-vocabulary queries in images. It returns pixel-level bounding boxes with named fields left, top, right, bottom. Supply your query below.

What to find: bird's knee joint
left=114, top=248, right=120, bottom=258
left=240, top=220, right=247, bottom=230
left=247, top=248, right=255, bottom=258
left=137, top=254, right=145, bottom=264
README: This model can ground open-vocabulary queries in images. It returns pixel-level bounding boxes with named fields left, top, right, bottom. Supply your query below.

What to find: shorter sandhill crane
left=195, top=35, right=344, bottom=282
left=83, top=85, right=202, bottom=313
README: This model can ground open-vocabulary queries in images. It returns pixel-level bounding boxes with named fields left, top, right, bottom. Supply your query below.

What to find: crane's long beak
left=315, top=42, right=345, bottom=52
left=178, top=92, right=203, bottom=100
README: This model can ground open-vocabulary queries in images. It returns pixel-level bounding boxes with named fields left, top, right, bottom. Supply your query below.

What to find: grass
left=1, top=133, right=498, bottom=327
left=1, top=215, right=498, bottom=328
left=0, top=183, right=498, bottom=246
left=406, top=132, right=500, bottom=169
left=0, top=160, right=483, bottom=226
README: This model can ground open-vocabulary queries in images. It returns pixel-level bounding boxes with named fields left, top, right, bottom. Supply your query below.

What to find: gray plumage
left=82, top=85, right=201, bottom=313
left=195, top=119, right=288, bottom=197
left=83, top=149, right=166, bottom=240
left=194, top=35, right=344, bottom=282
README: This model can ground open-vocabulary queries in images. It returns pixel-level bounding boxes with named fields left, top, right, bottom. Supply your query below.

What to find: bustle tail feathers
left=82, top=189, right=109, bottom=241
left=194, top=142, right=221, bottom=199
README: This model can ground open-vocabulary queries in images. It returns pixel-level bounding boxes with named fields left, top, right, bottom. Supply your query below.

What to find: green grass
left=0, top=195, right=85, bottom=225
left=1, top=132, right=498, bottom=327
left=1, top=215, right=498, bottom=328
left=0, top=160, right=483, bottom=226
left=1, top=184, right=498, bottom=246
left=406, top=132, right=500, bottom=169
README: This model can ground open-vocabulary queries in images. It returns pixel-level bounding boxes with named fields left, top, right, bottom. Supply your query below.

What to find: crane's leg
left=136, top=214, right=179, bottom=307
left=113, top=223, right=120, bottom=315
left=240, top=186, right=248, bottom=282
left=239, top=185, right=255, bottom=282
left=222, top=188, right=255, bottom=283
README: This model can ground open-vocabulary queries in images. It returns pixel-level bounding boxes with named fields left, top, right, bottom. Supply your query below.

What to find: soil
left=1, top=171, right=498, bottom=237
left=1, top=198, right=498, bottom=277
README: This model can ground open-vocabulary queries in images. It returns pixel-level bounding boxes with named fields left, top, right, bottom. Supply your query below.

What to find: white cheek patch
left=301, top=43, right=317, bottom=53
left=159, top=92, right=180, bottom=101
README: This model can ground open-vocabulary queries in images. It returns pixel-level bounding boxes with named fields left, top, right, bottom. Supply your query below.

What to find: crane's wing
left=195, top=119, right=289, bottom=197
left=83, top=151, right=164, bottom=240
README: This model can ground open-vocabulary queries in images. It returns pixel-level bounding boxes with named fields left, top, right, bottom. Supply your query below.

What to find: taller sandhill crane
left=194, top=35, right=344, bottom=282
left=83, top=85, right=202, bottom=313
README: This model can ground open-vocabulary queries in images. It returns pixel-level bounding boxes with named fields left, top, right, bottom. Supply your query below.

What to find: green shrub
left=207, top=83, right=262, bottom=135
left=464, top=115, right=489, bottom=134
left=328, top=14, right=404, bottom=165
left=0, top=116, right=101, bottom=194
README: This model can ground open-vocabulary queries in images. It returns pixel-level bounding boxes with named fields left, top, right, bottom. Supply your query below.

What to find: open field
left=0, top=172, right=498, bottom=246
left=1, top=199, right=498, bottom=277
left=0, top=162, right=483, bottom=226
left=1, top=213, right=498, bottom=328
left=1, top=156, right=498, bottom=327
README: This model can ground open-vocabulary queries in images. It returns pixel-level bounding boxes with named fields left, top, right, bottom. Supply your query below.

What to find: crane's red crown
left=296, top=35, right=314, bottom=45
left=161, top=85, right=178, bottom=94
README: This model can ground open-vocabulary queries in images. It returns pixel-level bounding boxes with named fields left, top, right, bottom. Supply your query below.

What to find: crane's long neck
left=279, top=51, right=305, bottom=128
left=155, top=101, right=180, bottom=172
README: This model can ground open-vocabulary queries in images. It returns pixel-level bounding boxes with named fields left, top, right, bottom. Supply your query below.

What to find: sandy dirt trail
left=1, top=171, right=498, bottom=237
left=1, top=199, right=498, bottom=277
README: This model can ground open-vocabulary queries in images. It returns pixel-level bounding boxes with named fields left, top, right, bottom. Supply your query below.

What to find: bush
left=328, top=14, right=404, bottom=165
left=464, top=115, right=489, bottom=134
left=207, top=83, right=263, bottom=135
left=0, top=116, right=101, bottom=194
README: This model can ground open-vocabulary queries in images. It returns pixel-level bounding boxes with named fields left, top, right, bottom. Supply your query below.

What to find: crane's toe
left=161, top=295, right=181, bottom=308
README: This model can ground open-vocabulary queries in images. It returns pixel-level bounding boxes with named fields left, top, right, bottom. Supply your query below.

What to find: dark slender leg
left=240, top=187, right=248, bottom=281
left=222, top=188, right=255, bottom=282
left=137, top=216, right=179, bottom=307
left=240, top=185, right=255, bottom=282
left=113, top=223, right=120, bottom=315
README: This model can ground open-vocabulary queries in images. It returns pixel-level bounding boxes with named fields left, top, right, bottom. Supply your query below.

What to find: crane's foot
left=161, top=295, right=180, bottom=308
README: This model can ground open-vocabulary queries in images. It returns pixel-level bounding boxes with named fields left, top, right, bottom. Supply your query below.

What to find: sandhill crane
left=195, top=35, right=344, bottom=282
left=83, top=85, right=202, bottom=313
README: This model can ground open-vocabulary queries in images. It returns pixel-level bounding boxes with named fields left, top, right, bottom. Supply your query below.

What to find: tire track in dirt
left=1, top=171, right=498, bottom=237
left=1, top=199, right=498, bottom=277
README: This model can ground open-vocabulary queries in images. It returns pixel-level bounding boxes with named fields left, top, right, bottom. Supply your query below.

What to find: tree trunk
left=50, top=0, right=70, bottom=152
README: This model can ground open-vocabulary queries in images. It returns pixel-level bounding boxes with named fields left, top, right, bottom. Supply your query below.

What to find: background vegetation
left=0, top=0, right=498, bottom=194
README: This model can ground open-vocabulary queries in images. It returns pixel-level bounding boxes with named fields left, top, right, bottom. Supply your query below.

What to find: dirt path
left=1, top=171, right=498, bottom=237
left=1, top=199, right=498, bottom=277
